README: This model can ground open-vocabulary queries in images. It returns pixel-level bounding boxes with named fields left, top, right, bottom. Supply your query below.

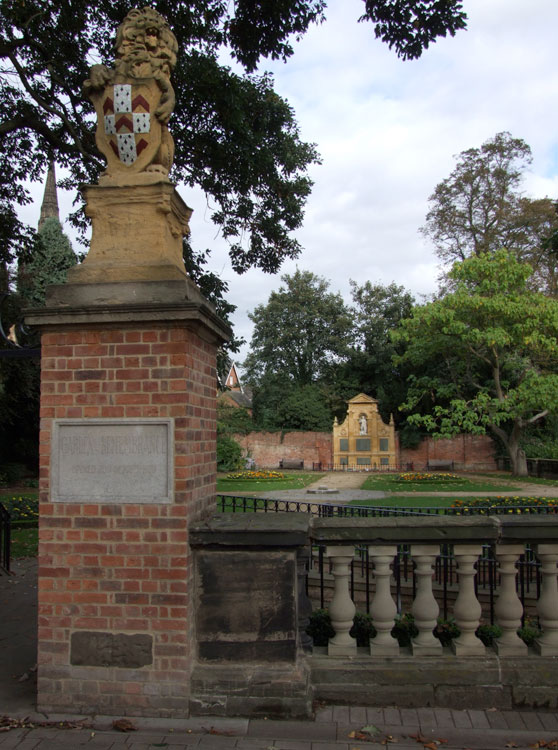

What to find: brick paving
left=1, top=705, right=558, bottom=749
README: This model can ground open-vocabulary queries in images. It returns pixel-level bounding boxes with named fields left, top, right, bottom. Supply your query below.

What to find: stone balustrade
left=312, top=515, right=558, bottom=659
left=190, top=513, right=558, bottom=716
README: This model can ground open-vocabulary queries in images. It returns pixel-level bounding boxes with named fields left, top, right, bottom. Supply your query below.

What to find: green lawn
left=217, top=471, right=322, bottom=494
left=11, top=527, right=39, bottom=557
left=348, top=495, right=458, bottom=509
left=475, top=473, right=558, bottom=487
left=360, top=473, right=523, bottom=493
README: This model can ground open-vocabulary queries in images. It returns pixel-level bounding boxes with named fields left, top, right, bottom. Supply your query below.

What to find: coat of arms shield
left=91, top=78, right=163, bottom=174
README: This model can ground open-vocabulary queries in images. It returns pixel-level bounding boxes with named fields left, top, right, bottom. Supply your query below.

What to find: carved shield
left=91, top=78, right=162, bottom=174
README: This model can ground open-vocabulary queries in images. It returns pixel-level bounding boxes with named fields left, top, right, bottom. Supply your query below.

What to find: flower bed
left=397, top=472, right=460, bottom=482
left=1, top=495, right=39, bottom=526
left=223, top=470, right=285, bottom=481
left=451, top=496, right=558, bottom=513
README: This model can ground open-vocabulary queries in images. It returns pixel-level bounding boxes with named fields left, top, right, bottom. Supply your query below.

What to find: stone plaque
left=51, top=419, right=173, bottom=503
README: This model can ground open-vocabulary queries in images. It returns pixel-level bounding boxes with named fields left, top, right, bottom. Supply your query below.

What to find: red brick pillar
left=26, top=284, right=230, bottom=717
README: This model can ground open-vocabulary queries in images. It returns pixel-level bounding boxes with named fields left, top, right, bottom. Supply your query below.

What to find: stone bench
left=427, top=459, right=454, bottom=471
left=279, top=459, right=304, bottom=470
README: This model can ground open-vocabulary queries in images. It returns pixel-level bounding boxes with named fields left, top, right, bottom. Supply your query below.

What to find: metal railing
left=0, top=503, right=10, bottom=573
left=309, top=542, right=540, bottom=626
left=217, top=493, right=558, bottom=517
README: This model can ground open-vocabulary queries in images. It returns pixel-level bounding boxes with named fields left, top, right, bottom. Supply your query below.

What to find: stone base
left=534, top=638, right=558, bottom=656
left=73, top=181, right=192, bottom=284
left=411, top=639, right=443, bottom=656
left=370, top=640, right=400, bottom=657
left=451, top=639, right=485, bottom=656
left=310, top=648, right=558, bottom=709
left=494, top=638, right=528, bottom=656
left=328, top=641, right=357, bottom=657
left=190, top=661, right=313, bottom=719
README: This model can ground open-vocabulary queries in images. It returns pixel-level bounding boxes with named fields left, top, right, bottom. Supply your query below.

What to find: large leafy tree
left=421, top=132, right=558, bottom=294
left=243, top=269, right=353, bottom=429
left=341, top=281, right=415, bottom=426
left=394, top=250, right=558, bottom=476
left=1, top=0, right=467, bottom=280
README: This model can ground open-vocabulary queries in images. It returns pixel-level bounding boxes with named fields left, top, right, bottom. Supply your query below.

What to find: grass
left=348, top=495, right=459, bottom=509
left=476, top=473, right=558, bottom=487
left=11, top=527, right=38, bottom=557
left=216, top=471, right=323, bottom=494
left=360, top=473, right=525, bottom=493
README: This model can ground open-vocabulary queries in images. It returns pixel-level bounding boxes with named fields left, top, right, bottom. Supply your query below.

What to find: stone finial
left=83, top=7, right=178, bottom=181
left=38, top=161, right=60, bottom=230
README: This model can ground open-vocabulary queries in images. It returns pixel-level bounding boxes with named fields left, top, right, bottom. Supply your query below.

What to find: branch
left=7, top=50, right=91, bottom=161
left=527, top=409, right=549, bottom=424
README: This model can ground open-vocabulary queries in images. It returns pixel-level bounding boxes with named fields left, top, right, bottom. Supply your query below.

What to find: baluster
left=368, top=545, right=399, bottom=655
left=325, top=546, right=357, bottom=656
left=494, top=544, right=527, bottom=655
left=451, top=545, right=485, bottom=655
left=534, top=544, right=558, bottom=656
left=411, top=545, right=442, bottom=655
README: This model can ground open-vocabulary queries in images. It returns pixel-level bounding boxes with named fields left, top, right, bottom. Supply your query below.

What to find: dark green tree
left=244, top=269, right=353, bottom=430
left=18, top=217, right=77, bottom=307
left=421, top=132, right=558, bottom=294
left=394, top=250, right=558, bottom=476
left=1, top=0, right=468, bottom=276
left=338, top=281, right=415, bottom=425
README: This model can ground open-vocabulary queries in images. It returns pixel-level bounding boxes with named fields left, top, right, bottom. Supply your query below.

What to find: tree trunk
left=509, top=441, right=528, bottom=477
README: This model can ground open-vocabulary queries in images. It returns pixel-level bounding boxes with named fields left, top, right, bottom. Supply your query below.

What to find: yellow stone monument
left=333, top=393, right=396, bottom=469
left=69, top=7, right=191, bottom=285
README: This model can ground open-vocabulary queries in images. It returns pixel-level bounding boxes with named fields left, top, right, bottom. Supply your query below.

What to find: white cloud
left=20, top=0, right=558, bottom=367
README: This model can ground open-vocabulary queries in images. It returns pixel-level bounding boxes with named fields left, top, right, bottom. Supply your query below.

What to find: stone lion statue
left=84, top=7, right=178, bottom=175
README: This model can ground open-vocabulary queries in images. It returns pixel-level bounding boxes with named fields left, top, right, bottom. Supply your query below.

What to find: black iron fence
left=217, top=494, right=558, bottom=517
left=309, top=543, right=540, bottom=626
left=496, top=456, right=558, bottom=479
left=0, top=503, right=10, bottom=573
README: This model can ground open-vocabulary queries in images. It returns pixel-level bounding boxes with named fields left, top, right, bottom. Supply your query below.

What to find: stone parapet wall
left=233, top=431, right=497, bottom=472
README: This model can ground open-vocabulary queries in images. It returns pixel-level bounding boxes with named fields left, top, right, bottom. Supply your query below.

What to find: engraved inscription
left=52, top=419, right=173, bottom=503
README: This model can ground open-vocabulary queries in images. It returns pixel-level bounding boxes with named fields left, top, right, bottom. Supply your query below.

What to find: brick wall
left=38, top=324, right=217, bottom=717
left=399, top=434, right=497, bottom=472
left=234, top=431, right=331, bottom=469
left=233, top=431, right=497, bottom=472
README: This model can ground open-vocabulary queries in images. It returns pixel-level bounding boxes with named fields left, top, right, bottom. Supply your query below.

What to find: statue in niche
left=83, top=7, right=178, bottom=178
left=359, top=414, right=367, bottom=435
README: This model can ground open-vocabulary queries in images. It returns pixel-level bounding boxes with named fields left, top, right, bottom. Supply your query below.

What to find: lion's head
left=114, top=7, right=178, bottom=80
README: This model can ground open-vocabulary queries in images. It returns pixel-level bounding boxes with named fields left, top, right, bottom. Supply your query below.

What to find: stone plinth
left=189, top=514, right=313, bottom=718
left=26, top=277, right=230, bottom=718
left=68, top=180, right=192, bottom=284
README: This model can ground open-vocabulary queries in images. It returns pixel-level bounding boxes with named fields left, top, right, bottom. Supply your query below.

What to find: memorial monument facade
left=333, top=393, right=396, bottom=469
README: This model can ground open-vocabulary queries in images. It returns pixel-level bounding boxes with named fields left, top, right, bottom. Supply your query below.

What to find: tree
left=341, top=280, right=415, bottom=425
left=1, top=0, right=468, bottom=276
left=18, top=217, right=77, bottom=306
left=421, top=132, right=558, bottom=293
left=244, top=269, right=352, bottom=385
left=394, top=250, right=558, bottom=476
left=243, top=269, right=353, bottom=430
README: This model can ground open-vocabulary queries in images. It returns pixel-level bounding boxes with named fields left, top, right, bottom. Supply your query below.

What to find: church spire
left=38, top=160, right=60, bottom=230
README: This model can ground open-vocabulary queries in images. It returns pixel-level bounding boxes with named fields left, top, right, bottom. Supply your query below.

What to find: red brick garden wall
left=234, top=431, right=331, bottom=469
left=233, top=431, right=497, bottom=472
left=38, top=324, right=217, bottom=717
left=399, top=434, right=497, bottom=472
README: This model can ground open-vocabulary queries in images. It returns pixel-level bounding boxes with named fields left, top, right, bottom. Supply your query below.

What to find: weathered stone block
left=70, top=631, right=153, bottom=668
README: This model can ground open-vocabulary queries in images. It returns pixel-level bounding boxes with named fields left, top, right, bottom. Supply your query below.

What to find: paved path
left=2, top=702, right=558, bottom=749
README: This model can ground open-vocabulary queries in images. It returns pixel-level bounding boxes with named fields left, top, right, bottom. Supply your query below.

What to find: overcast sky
left=22, top=0, right=558, bottom=365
